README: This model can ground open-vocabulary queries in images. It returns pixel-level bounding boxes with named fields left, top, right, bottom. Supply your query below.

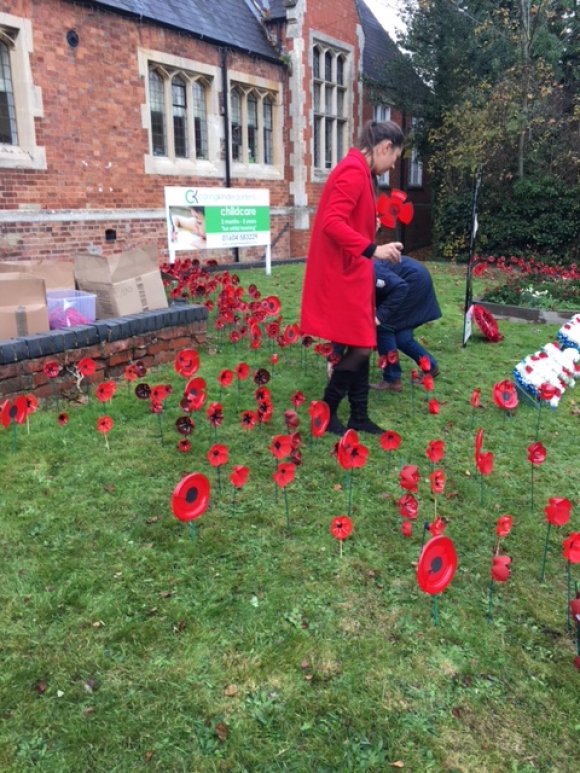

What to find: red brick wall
left=0, top=319, right=207, bottom=401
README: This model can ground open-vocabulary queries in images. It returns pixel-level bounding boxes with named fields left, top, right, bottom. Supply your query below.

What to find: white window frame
left=373, top=104, right=392, bottom=187
left=312, top=41, right=351, bottom=174
left=227, top=68, right=283, bottom=180
left=139, top=48, right=220, bottom=177
left=408, top=116, right=423, bottom=188
left=0, top=12, right=45, bottom=170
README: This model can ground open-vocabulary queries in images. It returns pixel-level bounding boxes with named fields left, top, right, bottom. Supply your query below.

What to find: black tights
left=333, top=345, right=371, bottom=373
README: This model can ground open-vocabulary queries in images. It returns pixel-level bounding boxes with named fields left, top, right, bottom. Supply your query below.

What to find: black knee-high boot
left=322, top=369, right=356, bottom=435
left=347, top=359, right=385, bottom=435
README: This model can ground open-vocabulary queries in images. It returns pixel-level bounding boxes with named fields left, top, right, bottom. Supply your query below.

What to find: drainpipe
left=220, top=47, right=239, bottom=262
left=399, top=111, right=407, bottom=249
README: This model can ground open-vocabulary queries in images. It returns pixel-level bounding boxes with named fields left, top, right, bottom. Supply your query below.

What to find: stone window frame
left=138, top=48, right=221, bottom=178
left=311, top=38, right=351, bottom=174
left=407, top=116, right=424, bottom=188
left=373, top=103, right=392, bottom=187
left=0, top=11, right=46, bottom=171
left=227, top=68, right=284, bottom=180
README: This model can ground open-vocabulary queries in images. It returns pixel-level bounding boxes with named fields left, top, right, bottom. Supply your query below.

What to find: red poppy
left=134, top=360, right=147, bottom=378
left=254, top=386, right=272, bottom=403
left=472, top=305, right=503, bottom=343
left=491, top=555, right=512, bottom=583
left=125, top=364, right=139, bottom=382
left=417, top=535, right=458, bottom=595
left=399, top=465, right=420, bottom=493
left=527, top=441, right=547, bottom=466
left=271, top=353, right=279, bottom=366
left=1, top=398, right=27, bottom=427
left=291, top=391, right=306, bottom=408
left=308, top=400, right=330, bottom=437
left=218, top=369, right=234, bottom=388
left=387, top=350, right=399, bottom=365
left=429, top=469, right=445, bottom=495
left=470, top=388, right=482, bottom=409
left=207, top=402, right=224, bottom=427
left=270, top=434, right=293, bottom=460
left=422, top=375, right=435, bottom=392
left=401, top=521, right=413, bottom=538
left=337, top=437, right=369, bottom=470
left=253, top=368, right=270, bottom=385
left=331, top=515, right=353, bottom=541
left=77, top=357, right=96, bottom=377
left=208, top=443, right=229, bottom=467
left=177, top=438, right=192, bottom=453
left=230, top=465, right=250, bottom=489
left=492, top=380, right=519, bottom=411
left=377, top=189, right=414, bottom=228
left=264, top=295, right=281, bottom=316
left=241, top=410, right=258, bottom=430
left=273, top=462, right=296, bottom=488
left=398, top=493, right=419, bottom=520
left=135, top=383, right=151, bottom=400
left=151, top=384, right=170, bottom=403
left=184, top=377, right=207, bottom=410
left=175, top=416, right=195, bottom=436
left=283, top=409, right=300, bottom=431
left=58, top=412, right=69, bottom=426
left=24, top=394, right=39, bottom=415
left=171, top=472, right=210, bottom=522
left=96, top=415, right=114, bottom=434
left=570, top=593, right=580, bottom=624
left=150, top=400, right=163, bottom=415
left=544, top=497, right=572, bottom=527
left=96, top=381, right=117, bottom=403
left=380, top=429, right=402, bottom=452
left=425, top=439, right=445, bottom=464
left=283, top=323, right=300, bottom=345
left=428, top=516, right=447, bottom=537
left=428, top=399, right=441, bottom=415
left=250, top=325, right=263, bottom=350
left=538, top=382, right=559, bottom=402
left=563, top=533, right=580, bottom=564
left=235, top=362, right=250, bottom=381
left=174, top=349, right=200, bottom=377
left=496, top=515, right=513, bottom=538
left=476, top=451, right=494, bottom=476
left=257, top=400, right=273, bottom=424
left=418, top=355, right=431, bottom=373
left=43, top=360, right=60, bottom=379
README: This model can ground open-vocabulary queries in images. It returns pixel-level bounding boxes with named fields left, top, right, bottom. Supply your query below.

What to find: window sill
left=144, top=155, right=222, bottom=177
left=0, top=143, right=46, bottom=170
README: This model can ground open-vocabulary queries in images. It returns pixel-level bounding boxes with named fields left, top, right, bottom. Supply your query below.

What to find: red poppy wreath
left=472, top=304, right=504, bottom=343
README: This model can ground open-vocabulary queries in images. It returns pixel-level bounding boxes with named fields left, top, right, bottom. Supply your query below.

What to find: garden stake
left=480, top=472, right=485, bottom=506
left=11, top=423, right=17, bottom=453
left=420, top=523, right=429, bottom=552
left=535, top=401, right=542, bottom=439
left=530, top=464, right=535, bottom=512
left=540, top=522, right=551, bottom=582
left=283, top=488, right=290, bottom=530
left=347, top=470, right=354, bottom=517
left=217, top=466, right=222, bottom=493
left=487, top=578, right=495, bottom=621
left=339, top=539, right=343, bottom=559
left=432, top=595, right=439, bottom=626
left=157, top=412, right=164, bottom=445
left=189, top=521, right=197, bottom=541
left=567, top=561, right=572, bottom=632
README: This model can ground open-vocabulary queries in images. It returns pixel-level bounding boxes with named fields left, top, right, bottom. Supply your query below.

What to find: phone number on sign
left=221, top=233, right=258, bottom=243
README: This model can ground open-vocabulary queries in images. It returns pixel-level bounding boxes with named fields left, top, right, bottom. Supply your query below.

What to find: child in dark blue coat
left=371, top=256, right=441, bottom=392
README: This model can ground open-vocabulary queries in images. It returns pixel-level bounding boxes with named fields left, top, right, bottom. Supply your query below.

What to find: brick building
left=0, top=0, right=431, bottom=266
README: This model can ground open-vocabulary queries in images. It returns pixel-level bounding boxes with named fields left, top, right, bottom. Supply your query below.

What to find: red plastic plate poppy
left=171, top=472, right=210, bottom=522
left=416, top=535, right=458, bottom=595
left=308, top=400, right=330, bottom=437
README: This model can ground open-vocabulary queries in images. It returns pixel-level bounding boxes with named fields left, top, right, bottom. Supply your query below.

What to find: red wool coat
left=300, top=148, right=377, bottom=347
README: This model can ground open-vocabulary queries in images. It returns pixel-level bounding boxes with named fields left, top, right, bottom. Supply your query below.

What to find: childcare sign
left=164, top=186, right=272, bottom=271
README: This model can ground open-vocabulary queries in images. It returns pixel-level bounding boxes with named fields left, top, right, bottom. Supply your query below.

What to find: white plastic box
left=47, top=289, right=97, bottom=329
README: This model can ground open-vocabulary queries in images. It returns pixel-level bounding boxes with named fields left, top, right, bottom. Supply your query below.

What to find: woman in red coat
left=300, top=120, right=405, bottom=434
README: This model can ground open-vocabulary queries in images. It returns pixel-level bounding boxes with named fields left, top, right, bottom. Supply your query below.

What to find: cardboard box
left=74, top=246, right=168, bottom=319
left=0, top=272, right=50, bottom=339
left=0, top=259, right=75, bottom=289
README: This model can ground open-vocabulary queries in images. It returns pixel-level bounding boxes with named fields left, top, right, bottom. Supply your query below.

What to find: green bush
left=435, top=177, right=580, bottom=263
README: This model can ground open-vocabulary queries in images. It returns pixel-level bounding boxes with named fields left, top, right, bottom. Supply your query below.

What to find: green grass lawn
left=1, top=261, right=579, bottom=772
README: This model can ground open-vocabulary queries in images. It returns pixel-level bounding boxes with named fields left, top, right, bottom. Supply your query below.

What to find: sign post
left=462, top=168, right=482, bottom=347
left=164, top=187, right=272, bottom=274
